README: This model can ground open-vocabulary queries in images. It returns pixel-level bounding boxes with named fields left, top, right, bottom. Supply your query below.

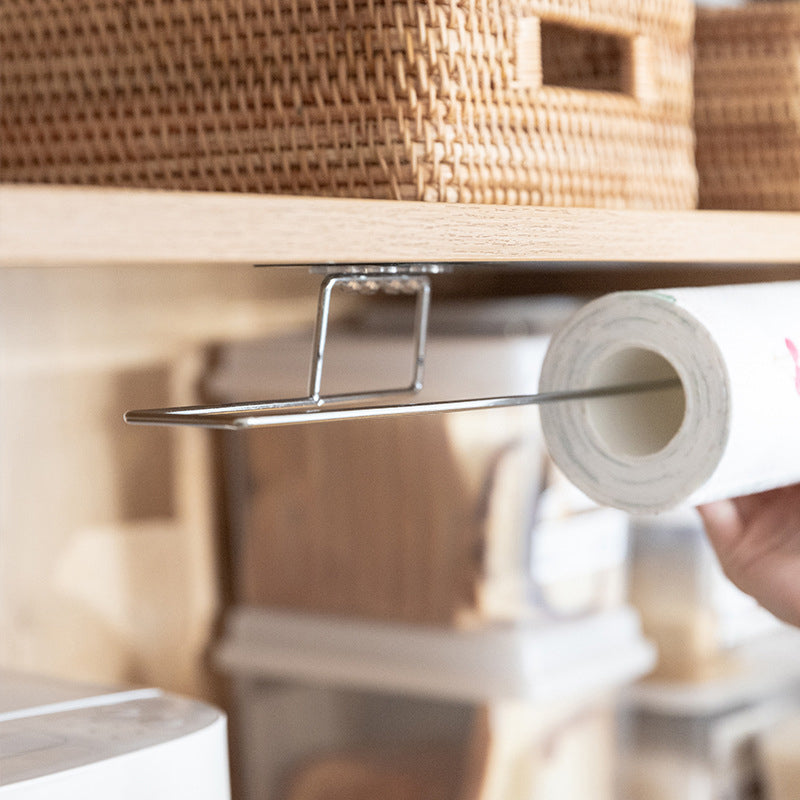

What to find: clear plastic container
left=619, top=693, right=800, bottom=800
left=619, top=625, right=800, bottom=800
left=627, top=507, right=785, bottom=683
left=215, top=605, right=654, bottom=800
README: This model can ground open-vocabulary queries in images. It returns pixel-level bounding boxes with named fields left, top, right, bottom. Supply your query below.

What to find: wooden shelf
left=2, top=184, right=800, bottom=270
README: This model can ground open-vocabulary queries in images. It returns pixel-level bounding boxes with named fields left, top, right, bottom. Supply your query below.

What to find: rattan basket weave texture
left=695, top=2, right=800, bottom=211
left=1, top=0, right=696, bottom=208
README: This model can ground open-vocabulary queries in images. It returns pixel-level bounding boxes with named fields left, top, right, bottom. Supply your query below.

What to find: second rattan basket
left=695, top=1, right=800, bottom=211
left=1, top=0, right=696, bottom=208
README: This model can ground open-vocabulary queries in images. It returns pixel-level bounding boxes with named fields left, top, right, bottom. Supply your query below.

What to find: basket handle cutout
left=515, top=18, right=653, bottom=101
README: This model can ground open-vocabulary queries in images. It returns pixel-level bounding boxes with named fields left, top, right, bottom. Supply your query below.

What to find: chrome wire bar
left=125, top=264, right=682, bottom=432
left=125, top=378, right=682, bottom=431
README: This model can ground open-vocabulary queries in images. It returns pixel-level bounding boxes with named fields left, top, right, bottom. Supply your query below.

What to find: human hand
left=698, top=486, right=800, bottom=628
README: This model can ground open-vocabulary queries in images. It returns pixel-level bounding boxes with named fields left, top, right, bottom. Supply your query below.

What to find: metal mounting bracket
left=125, top=268, right=435, bottom=429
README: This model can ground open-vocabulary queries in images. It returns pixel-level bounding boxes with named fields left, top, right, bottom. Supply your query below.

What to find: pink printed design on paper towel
left=786, top=338, right=800, bottom=395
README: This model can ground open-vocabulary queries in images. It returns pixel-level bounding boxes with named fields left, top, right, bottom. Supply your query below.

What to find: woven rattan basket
left=1, top=0, right=696, bottom=208
left=695, top=2, right=800, bottom=211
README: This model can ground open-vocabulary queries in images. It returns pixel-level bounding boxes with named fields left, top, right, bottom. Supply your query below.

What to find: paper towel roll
left=538, top=282, right=800, bottom=513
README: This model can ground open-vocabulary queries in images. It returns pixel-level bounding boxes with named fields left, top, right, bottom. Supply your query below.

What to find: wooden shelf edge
left=2, top=184, right=799, bottom=269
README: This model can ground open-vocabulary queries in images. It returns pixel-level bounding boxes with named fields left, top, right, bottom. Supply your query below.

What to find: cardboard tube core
left=586, top=347, right=686, bottom=458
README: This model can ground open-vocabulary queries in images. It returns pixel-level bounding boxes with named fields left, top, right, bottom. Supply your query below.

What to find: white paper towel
left=538, top=281, right=800, bottom=513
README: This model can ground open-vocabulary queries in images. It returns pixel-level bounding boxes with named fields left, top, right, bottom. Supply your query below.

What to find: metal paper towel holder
left=124, top=264, right=681, bottom=431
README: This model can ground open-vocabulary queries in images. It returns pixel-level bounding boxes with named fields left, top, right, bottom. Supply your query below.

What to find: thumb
left=697, top=498, right=744, bottom=553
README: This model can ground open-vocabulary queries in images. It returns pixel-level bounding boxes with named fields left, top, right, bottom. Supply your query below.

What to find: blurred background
left=4, top=0, right=800, bottom=798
